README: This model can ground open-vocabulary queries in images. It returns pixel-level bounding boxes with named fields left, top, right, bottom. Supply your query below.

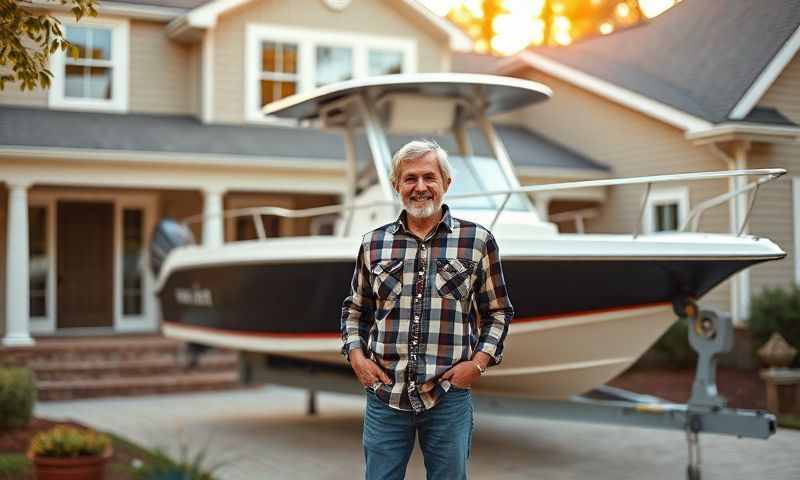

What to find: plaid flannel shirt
left=341, top=204, right=513, bottom=412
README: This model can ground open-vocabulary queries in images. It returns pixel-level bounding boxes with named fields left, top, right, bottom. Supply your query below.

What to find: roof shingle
left=526, top=0, right=800, bottom=123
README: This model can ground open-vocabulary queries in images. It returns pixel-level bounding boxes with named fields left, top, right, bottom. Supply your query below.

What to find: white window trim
left=48, top=15, right=129, bottom=113
left=244, top=23, right=417, bottom=123
left=642, top=186, right=690, bottom=234
left=115, top=195, right=158, bottom=332
left=28, top=197, right=57, bottom=334
left=26, top=190, right=157, bottom=334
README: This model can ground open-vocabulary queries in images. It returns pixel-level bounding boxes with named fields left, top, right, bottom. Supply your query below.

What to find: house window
left=246, top=24, right=416, bottom=121
left=29, top=206, right=48, bottom=318
left=122, top=208, right=143, bottom=315
left=64, top=26, right=113, bottom=100
left=315, top=45, right=353, bottom=86
left=48, top=16, right=129, bottom=112
left=259, top=41, right=299, bottom=107
left=654, top=203, right=679, bottom=232
left=643, top=187, right=689, bottom=234
left=368, top=49, right=404, bottom=76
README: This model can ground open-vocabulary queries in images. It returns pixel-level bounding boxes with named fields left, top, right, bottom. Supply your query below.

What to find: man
left=340, top=139, right=514, bottom=479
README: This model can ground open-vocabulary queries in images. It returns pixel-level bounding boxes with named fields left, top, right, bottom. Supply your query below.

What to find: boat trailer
left=238, top=301, right=775, bottom=480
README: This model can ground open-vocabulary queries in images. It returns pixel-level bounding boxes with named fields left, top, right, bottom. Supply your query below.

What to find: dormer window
left=315, top=46, right=353, bottom=86
left=260, top=41, right=299, bottom=106
left=49, top=16, right=129, bottom=112
left=245, top=24, right=416, bottom=122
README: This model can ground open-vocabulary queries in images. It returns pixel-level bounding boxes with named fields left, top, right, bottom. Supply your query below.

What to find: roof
left=157, top=0, right=472, bottom=49
left=740, top=107, right=798, bottom=126
left=513, top=0, right=800, bottom=124
left=0, top=106, right=607, bottom=172
left=107, top=0, right=209, bottom=8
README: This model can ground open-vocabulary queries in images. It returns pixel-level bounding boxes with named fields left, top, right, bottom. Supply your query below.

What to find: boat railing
left=181, top=168, right=785, bottom=240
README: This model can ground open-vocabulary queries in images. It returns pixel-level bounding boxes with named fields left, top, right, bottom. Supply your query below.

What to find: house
left=467, top=0, right=800, bottom=327
left=0, top=0, right=607, bottom=345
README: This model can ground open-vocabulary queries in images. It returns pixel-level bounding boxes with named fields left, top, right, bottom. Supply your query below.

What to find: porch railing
left=181, top=168, right=786, bottom=240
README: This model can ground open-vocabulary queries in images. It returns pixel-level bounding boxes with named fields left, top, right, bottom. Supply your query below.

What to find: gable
left=216, top=0, right=448, bottom=72
left=758, top=51, right=800, bottom=124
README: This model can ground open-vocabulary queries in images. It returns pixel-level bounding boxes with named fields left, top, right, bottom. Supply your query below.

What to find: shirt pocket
left=435, top=258, right=476, bottom=300
left=371, top=258, right=404, bottom=301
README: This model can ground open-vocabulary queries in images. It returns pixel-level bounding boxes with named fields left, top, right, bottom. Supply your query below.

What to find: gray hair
left=389, top=139, right=452, bottom=188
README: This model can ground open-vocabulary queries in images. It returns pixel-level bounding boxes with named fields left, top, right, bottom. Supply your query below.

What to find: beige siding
left=213, top=0, right=448, bottom=123
left=0, top=34, right=48, bottom=108
left=503, top=70, right=733, bottom=309
left=748, top=52, right=800, bottom=294
left=759, top=52, right=800, bottom=123
left=129, top=20, right=193, bottom=115
left=748, top=144, right=798, bottom=295
left=188, top=43, right=201, bottom=116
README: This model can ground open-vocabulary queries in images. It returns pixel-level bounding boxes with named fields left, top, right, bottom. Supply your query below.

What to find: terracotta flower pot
left=28, top=447, right=112, bottom=480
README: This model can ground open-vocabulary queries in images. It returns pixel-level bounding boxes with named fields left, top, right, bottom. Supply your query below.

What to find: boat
left=149, top=74, right=785, bottom=400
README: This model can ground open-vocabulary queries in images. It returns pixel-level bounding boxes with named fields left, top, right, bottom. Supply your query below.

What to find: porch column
left=3, top=181, right=34, bottom=346
left=731, top=142, right=751, bottom=326
left=202, top=186, right=225, bottom=248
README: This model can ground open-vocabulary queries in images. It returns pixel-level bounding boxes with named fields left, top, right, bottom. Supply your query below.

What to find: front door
left=57, top=201, right=114, bottom=328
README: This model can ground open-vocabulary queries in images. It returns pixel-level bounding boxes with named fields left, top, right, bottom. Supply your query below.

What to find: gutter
left=28, top=0, right=187, bottom=22
left=0, top=146, right=346, bottom=172
left=686, top=123, right=800, bottom=145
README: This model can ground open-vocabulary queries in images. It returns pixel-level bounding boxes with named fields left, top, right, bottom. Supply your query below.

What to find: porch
left=0, top=159, right=344, bottom=345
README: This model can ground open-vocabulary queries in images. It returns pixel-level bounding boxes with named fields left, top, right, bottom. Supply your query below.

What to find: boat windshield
left=355, top=129, right=531, bottom=212
left=446, top=155, right=527, bottom=211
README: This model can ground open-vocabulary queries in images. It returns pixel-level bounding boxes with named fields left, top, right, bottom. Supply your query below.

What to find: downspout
left=707, top=141, right=751, bottom=327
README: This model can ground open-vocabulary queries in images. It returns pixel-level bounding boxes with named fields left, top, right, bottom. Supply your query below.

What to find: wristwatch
left=473, top=361, right=486, bottom=375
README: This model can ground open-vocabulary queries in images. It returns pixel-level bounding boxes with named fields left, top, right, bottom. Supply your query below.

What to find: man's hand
left=349, top=348, right=392, bottom=387
left=441, top=352, right=491, bottom=389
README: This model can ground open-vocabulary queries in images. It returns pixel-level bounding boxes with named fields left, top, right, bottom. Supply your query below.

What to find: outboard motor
left=149, top=218, right=195, bottom=277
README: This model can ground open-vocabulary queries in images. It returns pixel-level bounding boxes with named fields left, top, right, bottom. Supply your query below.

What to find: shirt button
left=422, top=245, right=426, bottom=250
left=418, top=271, right=424, bottom=276
left=417, top=293, right=422, bottom=298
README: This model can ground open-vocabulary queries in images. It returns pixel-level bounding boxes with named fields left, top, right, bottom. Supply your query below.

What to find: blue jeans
left=363, top=387, right=474, bottom=480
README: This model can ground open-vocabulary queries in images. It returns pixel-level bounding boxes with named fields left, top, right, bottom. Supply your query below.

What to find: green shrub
left=650, top=317, right=697, bottom=368
left=749, top=286, right=800, bottom=367
left=0, top=367, right=35, bottom=427
left=28, top=425, right=111, bottom=458
left=0, top=453, right=30, bottom=475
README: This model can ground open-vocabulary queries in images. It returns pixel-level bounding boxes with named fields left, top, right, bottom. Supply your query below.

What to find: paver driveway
left=37, top=385, right=800, bottom=479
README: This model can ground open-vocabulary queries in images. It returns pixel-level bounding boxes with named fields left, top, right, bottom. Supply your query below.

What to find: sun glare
left=421, top=0, right=680, bottom=55
left=599, top=22, right=614, bottom=35
left=639, top=0, right=678, bottom=18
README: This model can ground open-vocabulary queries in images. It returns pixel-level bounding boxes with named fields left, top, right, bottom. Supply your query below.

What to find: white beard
left=403, top=195, right=441, bottom=219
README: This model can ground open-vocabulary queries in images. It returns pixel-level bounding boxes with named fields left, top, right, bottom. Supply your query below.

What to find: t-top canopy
left=261, top=73, right=552, bottom=121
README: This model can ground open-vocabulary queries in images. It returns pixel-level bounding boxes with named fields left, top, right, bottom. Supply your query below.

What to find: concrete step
left=1, top=335, right=186, bottom=364
left=1, top=334, right=242, bottom=400
left=30, top=352, right=240, bottom=381
left=36, top=371, right=242, bottom=401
